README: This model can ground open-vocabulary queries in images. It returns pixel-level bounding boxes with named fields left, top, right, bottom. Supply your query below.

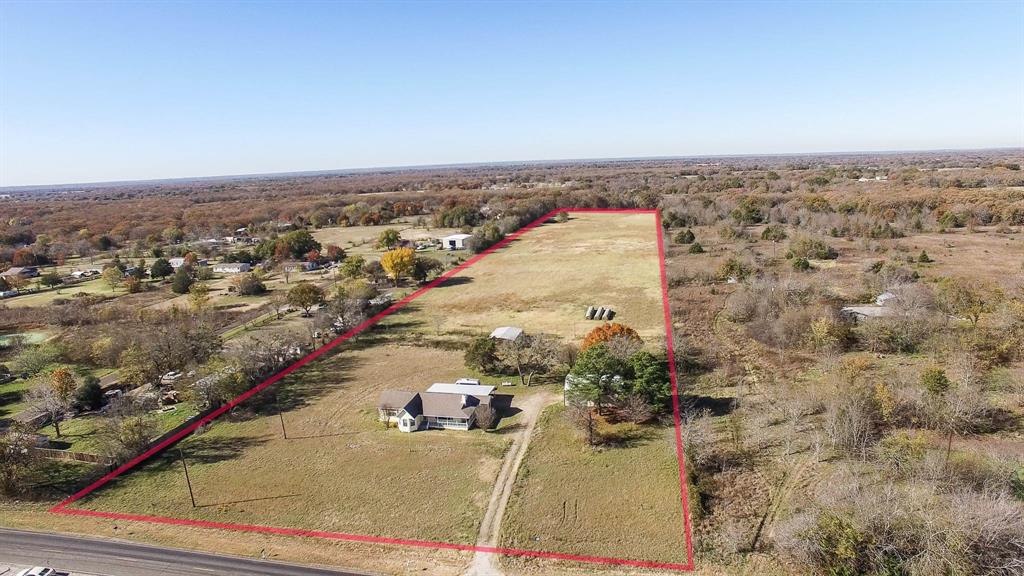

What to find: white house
left=213, top=262, right=251, bottom=274
left=441, top=233, right=473, bottom=250
left=378, top=382, right=496, bottom=433
left=168, top=257, right=208, bottom=269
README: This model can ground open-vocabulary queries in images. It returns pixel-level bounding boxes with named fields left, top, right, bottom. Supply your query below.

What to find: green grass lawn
left=0, top=378, right=33, bottom=419
left=499, top=404, right=689, bottom=566
left=41, top=404, right=199, bottom=454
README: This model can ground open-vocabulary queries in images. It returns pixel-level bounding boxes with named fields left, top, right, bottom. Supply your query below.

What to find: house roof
left=426, top=383, right=495, bottom=396
left=419, top=391, right=477, bottom=419
left=489, top=326, right=523, bottom=341
left=378, top=390, right=421, bottom=412
left=442, top=233, right=473, bottom=241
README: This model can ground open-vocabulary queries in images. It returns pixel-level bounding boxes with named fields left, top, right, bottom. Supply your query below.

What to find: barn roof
left=489, top=326, right=523, bottom=341
left=426, top=383, right=495, bottom=396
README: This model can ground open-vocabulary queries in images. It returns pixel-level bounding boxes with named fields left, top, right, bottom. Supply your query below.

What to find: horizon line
left=3, top=145, right=1021, bottom=192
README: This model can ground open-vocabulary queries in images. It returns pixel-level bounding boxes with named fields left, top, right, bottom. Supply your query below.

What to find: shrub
left=74, top=376, right=104, bottom=411
left=688, top=242, right=705, bottom=254
left=788, top=236, right=838, bottom=260
left=674, top=229, right=695, bottom=244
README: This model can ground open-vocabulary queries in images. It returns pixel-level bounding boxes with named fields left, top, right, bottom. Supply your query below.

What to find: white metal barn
left=441, top=233, right=473, bottom=250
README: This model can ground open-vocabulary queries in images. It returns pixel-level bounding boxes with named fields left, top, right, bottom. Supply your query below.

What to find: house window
left=403, top=418, right=414, bottom=428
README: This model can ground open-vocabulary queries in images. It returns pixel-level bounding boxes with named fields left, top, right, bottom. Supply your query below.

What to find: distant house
left=1, top=266, right=39, bottom=279
left=489, top=326, right=523, bottom=342
left=378, top=382, right=496, bottom=432
left=169, top=257, right=208, bottom=269
left=213, top=262, right=251, bottom=274
left=441, top=233, right=473, bottom=250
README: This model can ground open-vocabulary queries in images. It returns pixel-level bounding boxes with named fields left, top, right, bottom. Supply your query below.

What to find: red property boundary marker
left=50, top=208, right=696, bottom=572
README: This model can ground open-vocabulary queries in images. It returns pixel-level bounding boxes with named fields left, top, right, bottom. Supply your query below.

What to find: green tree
left=74, top=375, right=104, bottom=411
left=688, top=242, right=705, bottom=254
left=40, top=272, right=62, bottom=289
left=340, top=255, right=366, bottom=278
left=170, top=267, right=194, bottom=294
left=568, top=344, right=627, bottom=415
left=376, top=228, right=402, bottom=250
left=288, top=281, right=325, bottom=316
left=101, top=267, right=123, bottom=292
left=628, top=351, right=671, bottom=413
left=150, top=257, right=173, bottom=279
left=464, top=336, right=500, bottom=373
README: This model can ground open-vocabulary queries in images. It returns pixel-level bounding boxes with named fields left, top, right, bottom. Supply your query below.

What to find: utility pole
left=179, top=448, right=196, bottom=508
left=277, top=395, right=288, bottom=439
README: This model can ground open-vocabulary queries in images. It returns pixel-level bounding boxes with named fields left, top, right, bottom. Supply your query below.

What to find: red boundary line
left=50, top=208, right=695, bottom=572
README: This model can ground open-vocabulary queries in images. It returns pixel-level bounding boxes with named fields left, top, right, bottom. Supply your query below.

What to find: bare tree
left=496, top=334, right=560, bottom=386
left=620, top=394, right=653, bottom=423
left=28, top=384, right=74, bottom=438
left=565, top=403, right=597, bottom=446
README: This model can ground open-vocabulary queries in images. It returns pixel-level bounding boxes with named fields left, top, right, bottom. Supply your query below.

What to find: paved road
left=0, top=528, right=367, bottom=576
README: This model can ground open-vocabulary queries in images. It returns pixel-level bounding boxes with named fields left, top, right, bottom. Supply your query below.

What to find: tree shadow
left=681, top=394, right=736, bottom=417
left=492, top=422, right=526, bottom=435
left=434, top=275, right=473, bottom=288
left=0, top=389, right=25, bottom=418
left=597, top=423, right=661, bottom=449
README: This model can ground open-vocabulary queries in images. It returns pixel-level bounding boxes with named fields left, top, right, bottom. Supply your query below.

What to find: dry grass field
left=382, top=212, right=666, bottom=343
left=75, top=344, right=511, bottom=545
left=500, top=404, right=688, bottom=568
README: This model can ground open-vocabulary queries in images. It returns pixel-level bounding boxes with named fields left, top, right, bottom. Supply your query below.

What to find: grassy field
left=499, top=404, right=689, bottom=567
left=75, top=344, right=513, bottom=544
left=380, top=212, right=666, bottom=344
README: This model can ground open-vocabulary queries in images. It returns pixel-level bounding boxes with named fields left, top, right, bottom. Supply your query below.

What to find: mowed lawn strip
left=500, top=404, right=689, bottom=565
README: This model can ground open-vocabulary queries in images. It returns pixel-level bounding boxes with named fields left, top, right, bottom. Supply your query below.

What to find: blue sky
left=1, top=1, right=1022, bottom=186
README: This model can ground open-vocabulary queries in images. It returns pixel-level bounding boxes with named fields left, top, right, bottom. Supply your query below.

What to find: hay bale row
left=584, top=305, right=615, bottom=321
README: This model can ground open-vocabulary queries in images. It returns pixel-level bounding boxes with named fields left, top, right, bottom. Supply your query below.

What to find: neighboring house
left=213, top=262, right=251, bottom=274
left=1, top=266, right=39, bottom=279
left=169, top=257, right=208, bottom=269
left=441, top=233, right=473, bottom=250
left=378, top=382, right=496, bottom=432
left=489, top=326, right=523, bottom=342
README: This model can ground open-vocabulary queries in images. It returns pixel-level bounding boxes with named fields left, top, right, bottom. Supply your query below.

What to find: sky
left=1, top=1, right=1022, bottom=187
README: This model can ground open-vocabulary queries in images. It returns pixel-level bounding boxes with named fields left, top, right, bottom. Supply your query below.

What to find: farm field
left=50, top=210, right=687, bottom=573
